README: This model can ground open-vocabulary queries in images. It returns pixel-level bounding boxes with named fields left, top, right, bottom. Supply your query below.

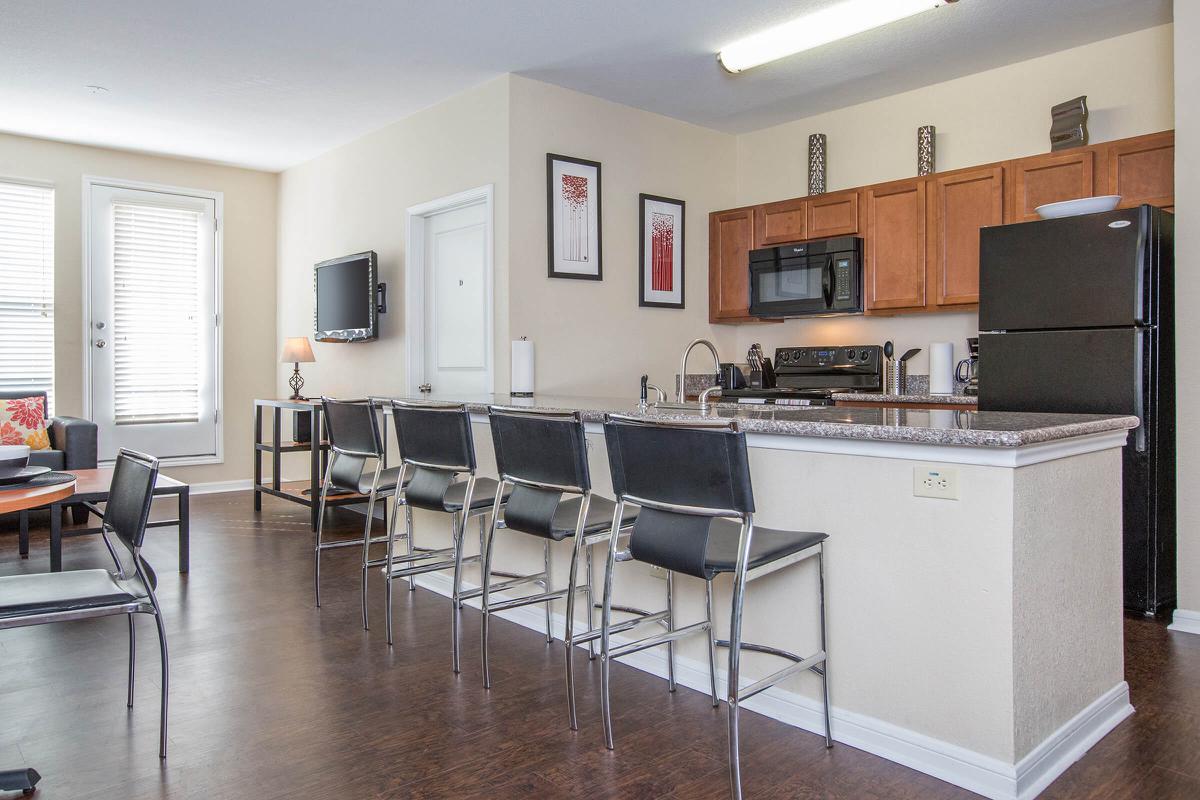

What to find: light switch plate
left=913, top=464, right=958, bottom=500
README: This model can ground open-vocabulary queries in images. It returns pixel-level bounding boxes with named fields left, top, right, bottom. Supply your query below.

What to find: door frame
left=81, top=175, right=225, bottom=466
left=404, top=184, right=495, bottom=396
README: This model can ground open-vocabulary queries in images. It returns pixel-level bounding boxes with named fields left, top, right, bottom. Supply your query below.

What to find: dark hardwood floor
left=1, top=492, right=1198, bottom=799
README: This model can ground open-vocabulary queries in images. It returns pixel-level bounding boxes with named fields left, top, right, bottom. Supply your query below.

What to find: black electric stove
left=721, top=344, right=883, bottom=405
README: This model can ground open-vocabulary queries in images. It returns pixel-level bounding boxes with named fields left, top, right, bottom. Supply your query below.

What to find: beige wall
left=1174, top=5, right=1198, bottom=615
left=506, top=75, right=738, bottom=396
left=276, top=77, right=510, bottom=401
left=732, top=24, right=1175, bottom=376
left=0, top=133, right=277, bottom=485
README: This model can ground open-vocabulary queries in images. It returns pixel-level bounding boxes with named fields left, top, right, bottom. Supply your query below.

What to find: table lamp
left=281, top=337, right=316, bottom=400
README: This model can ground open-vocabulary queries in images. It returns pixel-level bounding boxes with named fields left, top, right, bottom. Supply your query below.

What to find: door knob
left=95, top=340, right=106, bottom=348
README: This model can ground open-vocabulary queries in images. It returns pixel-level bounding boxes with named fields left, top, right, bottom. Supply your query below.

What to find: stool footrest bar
left=607, top=620, right=710, bottom=660
left=485, top=587, right=576, bottom=613
left=573, top=609, right=671, bottom=645
left=459, top=572, right=547, bottom=601
left=734, top=650, right=827, bottom=703
left=317, top=535, right=392, bottom=552
left=387, top=559, right=458, bottom=579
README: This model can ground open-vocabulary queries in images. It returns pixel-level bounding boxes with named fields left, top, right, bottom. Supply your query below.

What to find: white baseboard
left=1012, top=682, right=1132, bottom=800
left=1168, top=609, right=1200, bottom=636
left=414, top=570, right=1131, bottom=800
left=189, top=478, right=253, bottom=495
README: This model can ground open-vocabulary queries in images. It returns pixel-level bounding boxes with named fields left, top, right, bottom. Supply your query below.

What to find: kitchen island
left=383, top=394, right=1137, bottom=800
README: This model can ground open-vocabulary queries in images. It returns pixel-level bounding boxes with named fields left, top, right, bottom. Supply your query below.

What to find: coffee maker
left=956, top=337, right=979, bottom=396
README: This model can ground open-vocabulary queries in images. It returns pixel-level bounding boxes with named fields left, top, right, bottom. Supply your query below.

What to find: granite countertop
left=835, top=392, right=978, bottom=405
left=384, top=393, right=1138, bottom=449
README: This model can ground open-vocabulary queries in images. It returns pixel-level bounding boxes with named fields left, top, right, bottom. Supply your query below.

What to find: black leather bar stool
left=385, top=399, right=510, bottom=670
left=317, top=397, right=406, bottom=630
left=479, top=406, right=639, bottom=729
left=601, top=414, right=832, bottom=800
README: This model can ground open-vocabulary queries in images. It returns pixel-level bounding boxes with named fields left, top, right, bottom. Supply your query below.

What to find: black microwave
left=748, top=237, right=863, bottom=318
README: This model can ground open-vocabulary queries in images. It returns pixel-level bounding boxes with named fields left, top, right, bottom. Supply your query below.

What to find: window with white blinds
left=0, top=180, right=54, bottom=413
left=112, top=202, right=202, bottom=424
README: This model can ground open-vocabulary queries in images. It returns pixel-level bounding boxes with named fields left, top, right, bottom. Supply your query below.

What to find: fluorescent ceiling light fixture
left=718, top=0, right=954, bottom=73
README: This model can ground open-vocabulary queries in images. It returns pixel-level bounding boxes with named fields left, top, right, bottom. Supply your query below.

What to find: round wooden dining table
left=0, top=477, right=76, bottom=514
left=0, top=474, right=74, bottom=796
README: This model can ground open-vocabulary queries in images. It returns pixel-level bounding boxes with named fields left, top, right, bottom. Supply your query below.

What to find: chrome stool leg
left=405, top=506, right=415, bottom=587
left=705, top=580, right=719, bottom=707
left=127, top=613, right=136, bottom=708
left=543, top=540, right=553, bottom=643
left=666, top=570, right=677, bottom=692
left=818, top=543, right=832, bottom=747
left=726, top=522, right=753, bottom=800
left=451, top=510, right=465, bottom=673
left=385, top=492, right=400, bottom=646
left=480, top=498, right=502, bottom=688
left=585, top=544, right=597, bottom=660
left=563, top=497, right=590, bottom=731
left=600, top=501, right=623, bottom=750
left=313, top=453, right=336, bottom=608
left=360, top=463, right=383, bottom=630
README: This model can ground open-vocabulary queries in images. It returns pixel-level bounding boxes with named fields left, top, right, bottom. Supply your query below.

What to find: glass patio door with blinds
left=87, top=183, right=219, bottom=463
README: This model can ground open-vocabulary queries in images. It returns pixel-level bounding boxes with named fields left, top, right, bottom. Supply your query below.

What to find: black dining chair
left=479, top=405, right=639, bottom=729
left=0, top=449, right=170, bottom=758
left=601, top=414, right=832, bottom=800
left=317, top=397, right=407, bottom=630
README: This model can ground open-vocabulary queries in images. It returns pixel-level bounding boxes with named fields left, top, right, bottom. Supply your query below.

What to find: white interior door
left=87, top=182, right=219, bottom=462
left=420, top=200, right=491, bottom=395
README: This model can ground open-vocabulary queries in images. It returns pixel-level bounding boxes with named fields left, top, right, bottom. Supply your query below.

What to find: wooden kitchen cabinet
left=1102, top=131, right=1175, bottom=210
left=931, top=166, right=1004, bottom=307
left=865, top=179, right=927, bottom=311
left=707, top=130, right=1173, bottom=323
left=754, top=197, right=807, bottom=246
left=807, top=190, right=860, bottom=239
left=1006, top=149, right=1095, bottom=222
left=709, top=207, right=777, bottom=323
left=754, top=190, right=860, bottom=247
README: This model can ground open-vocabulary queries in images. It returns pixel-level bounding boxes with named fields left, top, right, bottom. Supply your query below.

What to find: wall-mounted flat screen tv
left=314, top=251, right=381, bottom=342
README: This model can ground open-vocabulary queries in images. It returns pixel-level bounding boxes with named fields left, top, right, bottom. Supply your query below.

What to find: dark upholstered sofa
left=1, top=389, right=97, bottom=525
left=0, top=389, right=97, bottom=471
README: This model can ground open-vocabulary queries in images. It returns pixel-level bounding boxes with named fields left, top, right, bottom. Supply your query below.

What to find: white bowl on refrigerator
left=1035, top=195, right=1122, bottom=219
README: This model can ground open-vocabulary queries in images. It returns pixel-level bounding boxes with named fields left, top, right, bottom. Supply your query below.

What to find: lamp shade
left=280, top=336, right=316, bottom=364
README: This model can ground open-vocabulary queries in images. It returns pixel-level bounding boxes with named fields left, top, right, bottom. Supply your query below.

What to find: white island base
left=384, top=401, right=1133, bottom=800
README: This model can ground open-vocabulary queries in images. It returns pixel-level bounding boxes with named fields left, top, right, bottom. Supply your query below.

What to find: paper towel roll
left=511, top=338, right=535, bottom=396
left=929, top=342, right=954, bottom=395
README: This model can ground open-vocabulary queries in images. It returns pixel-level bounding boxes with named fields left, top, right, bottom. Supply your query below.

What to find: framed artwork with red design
left=547, top=154, right=602, bottom=280
left=638, top=193, right=685, bottom=309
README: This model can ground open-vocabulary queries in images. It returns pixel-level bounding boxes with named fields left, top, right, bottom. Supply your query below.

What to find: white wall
left=276, top=77, right=511, bottom=400
left=506, top=76, right=738, bottom=397
left=732, top=24, right=1175, bottom=376
left=0, top=133, right=277, bottom=485
left=1173, top=4, right=1199, bottom=619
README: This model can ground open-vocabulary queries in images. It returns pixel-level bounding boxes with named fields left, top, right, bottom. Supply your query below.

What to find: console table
left=253, top=398, right=388, bottom=531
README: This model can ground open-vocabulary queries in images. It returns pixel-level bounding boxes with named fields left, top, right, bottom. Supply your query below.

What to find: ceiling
left=0, top=0, right=1172, bottom=171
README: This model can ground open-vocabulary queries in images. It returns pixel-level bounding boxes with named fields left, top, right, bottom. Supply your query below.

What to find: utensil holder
left=885, top=361, right=907, bottom=395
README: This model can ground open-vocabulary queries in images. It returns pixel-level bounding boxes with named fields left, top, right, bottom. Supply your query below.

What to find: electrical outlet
left=913, top=464, right=958, bottom=500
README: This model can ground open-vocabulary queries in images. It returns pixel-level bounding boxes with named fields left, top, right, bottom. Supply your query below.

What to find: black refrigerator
left=978, top=205, right=1175, bottom=615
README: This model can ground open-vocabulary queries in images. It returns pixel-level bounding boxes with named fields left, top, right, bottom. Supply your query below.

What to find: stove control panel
left=775, top=344, right=881, bottom=369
